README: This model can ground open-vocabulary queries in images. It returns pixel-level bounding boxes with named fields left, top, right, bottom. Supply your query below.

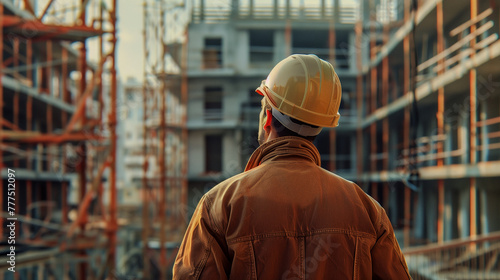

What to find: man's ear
left=264, top=109, right=272, bottom=133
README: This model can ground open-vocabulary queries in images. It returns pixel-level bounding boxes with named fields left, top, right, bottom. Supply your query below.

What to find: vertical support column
left=382, top=20, right=390, bottom=211
left=285, top=20, right=291, bottom=56
left=27, top=40, right=33, bottom=177
left=369, top=0, right=378, bottom=201
left=249, top=0, right=254, bottom=18
left=108, top=0, right=118, bottom=273
left=321, top=0, right=326, bottom=19
left=0, top=3, right=4, bottom=239
left=403, top=0, right=411, bottom=247
left=26, top=181, right=32, bottom=238
left=181, top=28, right=189, bottom=231
left=200, top=0, right=205, bottom=21
left=158, top=3, right=168, bottom=278
left=13, top=38, right=20, bottom=169
left=286, top=0, right=290, bottom=19
left=469, top=0, right=477, bottom=239
left=27, top=39, right=32, bottom=85
left=436, top=0, right=445, bottom=244
left=77, top=1, right=88, bottom=279
left=355, top=21, right=363, bottom=183
left=142, top=2, right=151, bottom=277
left=98, top=3, right=104, bottom=122
left=273, top=0, right=279, bottom=18
left=231, top=0, right=239, bottom=19
left=62, top=48, right=68, bottom=123
left=333, top=0, right=339, bottom=23
left=47, top=41, right=53, bottom=173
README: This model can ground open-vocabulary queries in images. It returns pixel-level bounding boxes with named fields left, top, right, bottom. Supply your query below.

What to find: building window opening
left=292, top=29, right=329, bottom=61
left=204, top=87, right=223, bottom=121
left=203, top=38, right=223, bottom=69
left=249, top=30, right=274, bottom=64
left=205, top=134, right=223, bottom=173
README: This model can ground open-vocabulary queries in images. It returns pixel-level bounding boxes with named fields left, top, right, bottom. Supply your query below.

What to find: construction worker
left=173, top=54, right=411, bottom=279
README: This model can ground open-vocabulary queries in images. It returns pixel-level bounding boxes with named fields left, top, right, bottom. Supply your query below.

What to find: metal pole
left=159, top=2, right=168, bottom=278
left=403, top=0, right=411, bottom=247
left=285, top=20, right=291, bottom=56
left=382, top=17, right=390, bottom=212
left=369, top=0, right=377, bottom=202
left=0, top=2, right=4, bottom=239
left=108, top=0, right=118, bottom=273
left=469, top=0, right=477, bottom=240
left=142, top=1, right=151, bottom=277
left=355, top=20, right=363, bottom=182
left=181, top=27, right=189, bottom=231
left=78, top=1, right=88, bottom=278
left=436, top=0, right=445, bottom=244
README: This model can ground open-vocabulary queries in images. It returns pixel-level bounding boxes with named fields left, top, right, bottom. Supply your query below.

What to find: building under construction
left=183, top=0, right=500, bottom=278
left=2, top=0, right=500, bottom=279
left=0, top=0, right=118, bottom=278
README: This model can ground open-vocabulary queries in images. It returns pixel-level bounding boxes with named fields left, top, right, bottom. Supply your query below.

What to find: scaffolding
left=1, top=0, right=117, bottom=278
left=185, top=0, right=500, bottom=277
left=141, top=0, right=188, bottom=278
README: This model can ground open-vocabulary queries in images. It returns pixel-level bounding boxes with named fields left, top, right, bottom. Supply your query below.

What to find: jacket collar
left=244, top=136, right=321, bottom=171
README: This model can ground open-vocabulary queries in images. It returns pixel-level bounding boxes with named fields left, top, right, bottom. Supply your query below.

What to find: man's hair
left=271, top=114, right=318, bottom=142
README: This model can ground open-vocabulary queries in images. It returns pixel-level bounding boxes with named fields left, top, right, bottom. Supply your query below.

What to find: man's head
left=256, top=54, right=342, bottom=144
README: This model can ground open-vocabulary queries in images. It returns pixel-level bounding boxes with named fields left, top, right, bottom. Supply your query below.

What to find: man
left=173, top=54, right=411, bottom=279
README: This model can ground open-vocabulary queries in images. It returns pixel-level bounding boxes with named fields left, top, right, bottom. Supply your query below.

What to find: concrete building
left=185, top=0, right=364, bottom=207
left=184, top=2, right=500, bottom=275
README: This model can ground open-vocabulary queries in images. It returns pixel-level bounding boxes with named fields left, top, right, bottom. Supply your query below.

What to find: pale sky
left=117, top=1, right=144, bottom=81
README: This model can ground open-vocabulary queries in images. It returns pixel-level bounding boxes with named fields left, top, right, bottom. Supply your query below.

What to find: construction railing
left=192, top=5, right=360, bottom=24
left=403, top=231, right=500, bottom=279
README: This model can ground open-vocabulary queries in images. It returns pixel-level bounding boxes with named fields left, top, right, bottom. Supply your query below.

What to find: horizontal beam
left=2, top=131, right=105, bottom=143
left=0, top=168, right=75, bottom=181
left=2, top=75, right=75, bottom=113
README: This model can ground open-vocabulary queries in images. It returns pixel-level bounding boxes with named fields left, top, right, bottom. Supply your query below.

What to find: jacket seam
left=194, top=233, right=214, bottom=279
left=388, top=231, right=413, bottom=279
left=227, top=228, right=376, bottom=245
left=262, top=151, right=318, bottom=165
left=204, top=194, right=224, bottom=237
left=248, top=240, right=257, bottom=280
left=353, top=236, right=359, bottom=280
left=300, top=236, right=305, bottom=280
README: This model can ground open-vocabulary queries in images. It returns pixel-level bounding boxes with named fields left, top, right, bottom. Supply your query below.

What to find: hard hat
left=256, top=54, right=342, bottom=128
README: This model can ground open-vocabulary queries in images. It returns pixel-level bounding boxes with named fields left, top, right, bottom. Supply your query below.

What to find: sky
left=116, top=1, right=144, bottom=82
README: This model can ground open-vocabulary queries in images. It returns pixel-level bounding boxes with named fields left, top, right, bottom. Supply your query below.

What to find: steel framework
left=1, top=0, right=117, bottom=278
left=141, top=0, right=189, bottom=278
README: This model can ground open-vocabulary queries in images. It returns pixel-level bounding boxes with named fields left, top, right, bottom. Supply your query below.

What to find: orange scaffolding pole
left=181, top=26, right=189, bottom=232
left=159, top=2, right=168, bottom=278
left=108, top=0, right=118, bottom=273
left=142, top=2, right=151, bottom=277
left=369, top=0, right=378, bottom=202
left=382, top=18, right=390, bottom=212
left=0, top=3, right=4, bottom=238
left=469, top=0, right=478, bottom=240
left=355, top=20, right=363, bottom=182
left=436, top=0, right=445, bottom=245
left=1, top=0, right=117, bottom=276
left=403, top=0, right=411, bottom=247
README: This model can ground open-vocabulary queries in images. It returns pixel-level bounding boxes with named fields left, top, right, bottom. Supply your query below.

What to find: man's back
left=173, top=137, right=411, bottom=279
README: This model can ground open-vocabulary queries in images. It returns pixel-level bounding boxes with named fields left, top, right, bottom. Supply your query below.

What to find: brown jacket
left=173, top=136, right=411, bottom=279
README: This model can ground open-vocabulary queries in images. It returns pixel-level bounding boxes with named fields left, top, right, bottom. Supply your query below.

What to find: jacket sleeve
left=371, top=208, right=412, bottom=280
left=173, top=195, right=230, bottom=280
